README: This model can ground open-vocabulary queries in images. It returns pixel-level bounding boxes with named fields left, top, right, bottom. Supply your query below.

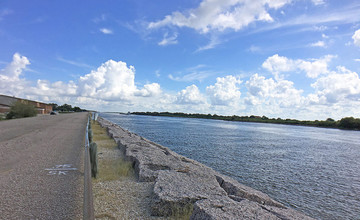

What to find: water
left=100, top=113, right=360, bottom=219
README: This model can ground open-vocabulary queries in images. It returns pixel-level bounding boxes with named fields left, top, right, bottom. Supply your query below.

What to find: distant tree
left=6, top=101, right=37, bottom=119
left=49, top=103, right=58, bottom=111
left=73, top=106, right=82, bottom=112
left=61, top=104, right=73, bottom=111
left=50, top=103, right=86, bottom=112
left=230, top=115, right=238, bottom=121
left=326, top=118, right=335, bottom=122
left=339, top=117, right=360, bottom=129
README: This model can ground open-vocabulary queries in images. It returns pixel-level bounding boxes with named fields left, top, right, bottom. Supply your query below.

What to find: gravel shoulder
left=91, top=120, right=168, bottom=220
left=0, top=113, right=87, bottom=219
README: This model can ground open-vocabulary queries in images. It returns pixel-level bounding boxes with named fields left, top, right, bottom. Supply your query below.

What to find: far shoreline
left=106, top=111, right=360, bottom=131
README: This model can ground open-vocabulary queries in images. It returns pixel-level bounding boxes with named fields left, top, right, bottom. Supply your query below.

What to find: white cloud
left=352, top=29, right=360, bottom=47
left=135, top=83, right=162, bottom=97
left=298, top=55, right=335, bottom=78
left=314, top=25, right=328, bottom=32
left=168, top=72, right=209, bottom=82
left=158, top=32, right=178, bottom=46
left=0, top=53, right=30, bottom=81
left=77, top=60, right=135, bottom=100
left=2, top=53, right=360, bottom=120
left=77, top=59, right=161, bottom=100
left=148, top=0, right=291, bottom=33
left=29, top=79, right=78, bottom=98
left=311, top=0, right=325, bottom=5
left=0, top=54, right=163, bottom=111
left=252, top=4, right=360, bottom=35
left=248, top=45, right=262, bottom=53
left=196, top=35, right=221, bottom=52
left=168, top=65, right=213, bottom=82
left=310, top=40, right=326, bottom=48
left=57, top=57, right=93, bottom=68
left=245, top=74, right=304, bottom=107
left=243, top=66, right=360, bottom=119
left=206, top=75, right=242, bottom=106
left=176, top=84, right=206, bottom=104
left=0, top=53, right=30, bottom=96
left=354, top=59, right=360, bottom=62
left=262, top=54, right=335, bottom=79
left=0, top=54, right=77, bottom=102
left=100, top=28, right=113, bottom=34
left=262, top=54, right=294, bottom=74
left=322, top=33, right=329, bottom=39
left=310, top=66, right=360, bottom=104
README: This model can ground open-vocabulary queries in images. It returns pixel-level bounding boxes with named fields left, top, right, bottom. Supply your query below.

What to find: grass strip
left=91, top=120, right=134, bottom=181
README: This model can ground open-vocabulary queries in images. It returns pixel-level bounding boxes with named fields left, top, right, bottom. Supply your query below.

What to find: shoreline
left=97, top=116, right=313, bottom=219
left=130, top=112, right=360, bottom=131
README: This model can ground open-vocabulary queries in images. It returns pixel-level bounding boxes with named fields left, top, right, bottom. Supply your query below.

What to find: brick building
left=0, top=94, right=53, bottom=114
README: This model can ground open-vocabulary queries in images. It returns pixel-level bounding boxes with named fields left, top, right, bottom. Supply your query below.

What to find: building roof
left=0, top=95, right=17, bottom=107
left=0, top=94, right=50, bottom=106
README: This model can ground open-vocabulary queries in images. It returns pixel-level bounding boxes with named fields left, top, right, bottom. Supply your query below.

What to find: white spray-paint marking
left=45, top=164, right=77, bottom=175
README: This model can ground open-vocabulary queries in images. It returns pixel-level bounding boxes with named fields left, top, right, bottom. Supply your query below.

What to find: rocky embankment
left=97, top=117, right=313, bottom=219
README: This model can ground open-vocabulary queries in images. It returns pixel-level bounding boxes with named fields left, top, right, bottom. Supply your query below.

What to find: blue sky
left=1, top=0, right=360, bottom=120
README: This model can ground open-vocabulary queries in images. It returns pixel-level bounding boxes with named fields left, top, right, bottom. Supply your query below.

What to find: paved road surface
left=0, top=113, right=88, bottom=219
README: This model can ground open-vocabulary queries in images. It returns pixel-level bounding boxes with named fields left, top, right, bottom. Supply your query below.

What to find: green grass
left=96, top=159, right=134, bottom=181
left=91, top=120, right=135, bottom=182
left=91, top=120, right=194, bottom=219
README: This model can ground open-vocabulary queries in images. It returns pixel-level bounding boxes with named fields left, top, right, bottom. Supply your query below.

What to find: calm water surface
left=100, top=113, right=360, bottom=220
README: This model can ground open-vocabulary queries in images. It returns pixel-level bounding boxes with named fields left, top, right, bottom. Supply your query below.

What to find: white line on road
left=45, top=164, right=78, bottom=175
left=45, top=168, right=78, bottom=171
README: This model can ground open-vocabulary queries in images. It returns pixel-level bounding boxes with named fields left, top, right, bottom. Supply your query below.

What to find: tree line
left=50, top=103, right=86, bottom=112
left=131, top=112, right=360, bottom=130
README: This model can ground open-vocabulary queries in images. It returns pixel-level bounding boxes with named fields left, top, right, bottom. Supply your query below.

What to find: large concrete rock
left=191, top=197, right=279, bottom=220
left=152, top=170, right=227, bottom=216
left=97, top=117, right=314, bottom=219
left=215, top=173, right=284, bottom=208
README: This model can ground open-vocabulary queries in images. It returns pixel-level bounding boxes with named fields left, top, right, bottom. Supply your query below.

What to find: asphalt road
left=0, top=113, right=88, bottom=219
